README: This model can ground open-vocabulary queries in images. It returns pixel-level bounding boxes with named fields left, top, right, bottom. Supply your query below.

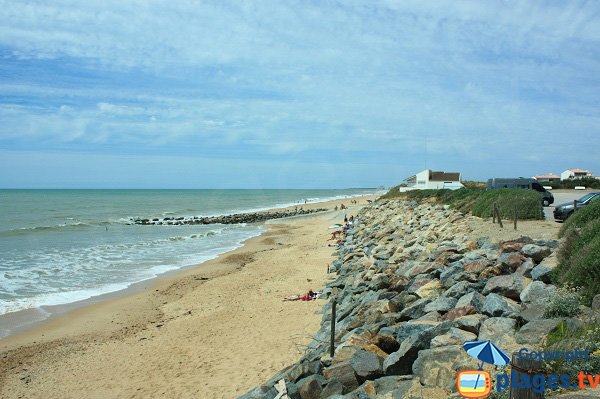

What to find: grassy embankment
left=554, top=200, right=600, bottom=305
left=380, top=186, right=544, bottom=220
left=543, top=201, right=600, bottom=382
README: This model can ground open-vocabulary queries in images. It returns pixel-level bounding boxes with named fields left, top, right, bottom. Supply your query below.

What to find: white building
left=533, top=173, right=561, bottom=183
left=402, top=169, right=464, bottom=191
left=560, top=168, right=593, bottom=180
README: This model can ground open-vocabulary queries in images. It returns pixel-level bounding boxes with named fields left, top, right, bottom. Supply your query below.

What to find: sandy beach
left=0, top=196, right=377, bottom=399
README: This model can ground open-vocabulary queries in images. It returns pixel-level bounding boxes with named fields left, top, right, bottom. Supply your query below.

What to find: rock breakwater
left=240, top=199, right=575, bottom=399
left=131, top=208, right=328, bottom=225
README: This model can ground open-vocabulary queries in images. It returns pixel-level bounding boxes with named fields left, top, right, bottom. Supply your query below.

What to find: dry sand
left=0, top=196, right=376, bottom=399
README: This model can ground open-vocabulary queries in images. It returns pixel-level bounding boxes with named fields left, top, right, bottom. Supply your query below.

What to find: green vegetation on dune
left=547, top=177, right=600, bottom=190
left=380, top=187, right=544, bottom=220
left=559, top=198, right=600, bottom=238
left=554, top=200, right=600, bottom=305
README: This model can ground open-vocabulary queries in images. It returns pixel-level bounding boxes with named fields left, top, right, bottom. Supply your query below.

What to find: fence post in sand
left=514, top=204, right=518, bottom=230
left=509, top=352, right=544, bottom=399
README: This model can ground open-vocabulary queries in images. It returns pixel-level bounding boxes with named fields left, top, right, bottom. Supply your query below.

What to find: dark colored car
left=553, top=192, right=600, bottom=221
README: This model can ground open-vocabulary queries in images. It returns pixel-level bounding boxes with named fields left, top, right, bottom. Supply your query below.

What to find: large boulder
left=483, top=274, right=531, bottom=301
left=412, top=345, right=465, bottom=387
left=455, top=292, right=485, bottom=311
left=384, top=322, right=453, bottom=375
left=350, top=349, right=384, bottom=381
left=519, top=281, right=557, bottom=305
left=414, top=279, right=444, bottom=300
left=531, top=264, right=554, bottom=283
left=482, top=293, right=521, bottom=318
left=424, top=296, right=457, bottom=314
left=398, top=298, right=432, bottom=321
left=322, top=361, right=360, bottom=394
left=443, top=306, right=477, bottom=321
left=296, top=374, right=325, bottom=399
left=521, top=244, right=552, bottom=263
left=431, top=327, right=477, bottom=348
left=478, top=317, right=517, bottom=351
left=516, top=319, right=563, bottom=345
left=454, top=314, right=486, bottom=334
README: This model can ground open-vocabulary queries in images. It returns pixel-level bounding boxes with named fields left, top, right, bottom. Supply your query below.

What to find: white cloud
left=0, top=1, right=598, bottom=185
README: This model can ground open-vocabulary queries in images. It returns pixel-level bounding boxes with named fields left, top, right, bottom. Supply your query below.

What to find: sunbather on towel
left=284, top=290, right=319, bottom=301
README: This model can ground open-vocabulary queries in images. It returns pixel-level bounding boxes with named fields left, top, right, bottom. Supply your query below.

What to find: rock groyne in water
left=240, top=199, right=572, bottom=398
left=131, top=208, right=329, bottom=226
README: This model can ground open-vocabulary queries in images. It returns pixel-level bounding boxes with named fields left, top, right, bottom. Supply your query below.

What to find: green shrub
left=543, top=286, right=582, bottom=318
left=545, top=177, right=600, bottom=189
left=544, top=320, right=600, bottom=377
left=553, top=234, right=600, bottom=305
left=559, top=199, right=600, bottom=238
left=470, top=189, right=544, bottom=220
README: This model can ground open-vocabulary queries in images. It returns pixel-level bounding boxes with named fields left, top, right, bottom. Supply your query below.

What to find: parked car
left=486, top=177, right=554, bottom=206
left=553, top=192, right=600, bottom=221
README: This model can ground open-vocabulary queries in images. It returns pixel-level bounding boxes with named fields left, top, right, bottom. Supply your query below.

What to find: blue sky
left=0, top=0, right=599, bottom=188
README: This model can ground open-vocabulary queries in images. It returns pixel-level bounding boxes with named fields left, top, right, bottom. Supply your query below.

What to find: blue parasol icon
left=463, top=340, right=511, bottom=367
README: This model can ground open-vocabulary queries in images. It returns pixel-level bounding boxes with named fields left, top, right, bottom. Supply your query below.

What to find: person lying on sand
left=283, top=290, right=320, bottom=301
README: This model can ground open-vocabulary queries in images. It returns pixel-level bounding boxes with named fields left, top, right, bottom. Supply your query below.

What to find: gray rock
left=516, top=319, right=562, bottom=345
left=515, top=258, right=536, bottom=277
left=296, top=374, right=325, bottom=399
left=384, top=321, right=454, bottom=375
left=531, top=264, right=553, bottom=283
left=455, top=292, right=485, bottom=311
left=398, top=298, right=431, bottom=321
left=443, top=281, right=472, bottom=298
left=519, top=281, right=557, bottom=305
left=320, top=380, right=343, bottom=398
left=454, top=314, right=486, bottom=334
left=521, top=244, right=552, bottom=263
left=238, top=385, right=278, bottom=399
left=395, top=321, right=436, bottom=343
left=496, top=252, right=525, bottom=271
left=424, top=296, right=458, bottom=313
left=350, top=349, right=383, bottom=381
left=322, top=361, right=359, bottom=394
left=478, top=317, right=517, bottom=350
left=431, top=327, right=477, bottom=348
left=482, top=293, right=521, bottom=317
left=389, top=378, right=423, bottom=399
left=284, top=360, right=323, bottom=383
left=519, top=304, right=545, bottom=323
left=412, top=345, right=465, bottom=387
left=483, top=273, right=531, bottom=301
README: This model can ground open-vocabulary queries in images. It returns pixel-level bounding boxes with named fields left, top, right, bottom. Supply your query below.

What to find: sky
left=0, top=0, right=599, bottom=188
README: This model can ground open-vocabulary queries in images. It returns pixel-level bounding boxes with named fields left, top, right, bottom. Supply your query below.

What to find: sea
left=0, top=189, right=376, bottom=335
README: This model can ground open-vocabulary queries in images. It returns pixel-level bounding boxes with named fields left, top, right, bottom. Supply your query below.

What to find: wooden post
left=330, top=298, right=337, bottom=358
left=493, top=203, right=497, bottom=224
left=509, top=352, right=545, bottom=399
left=574, top=200, right=577, bottom=211
left=495, top=204, right=503, bottom=228
left=514, top=204, right=518, bottom=230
